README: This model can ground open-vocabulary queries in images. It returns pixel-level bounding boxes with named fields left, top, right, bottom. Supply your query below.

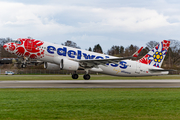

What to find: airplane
left=3, top=38, right=171, bottom=80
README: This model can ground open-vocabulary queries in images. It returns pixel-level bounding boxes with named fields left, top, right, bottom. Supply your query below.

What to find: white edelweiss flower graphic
left=147, top=42, right=167, bottom=67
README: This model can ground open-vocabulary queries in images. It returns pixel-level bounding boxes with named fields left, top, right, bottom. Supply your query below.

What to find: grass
left=0, top=88, right=180, bottom=119
left=0, top=74, right=179, bottom=80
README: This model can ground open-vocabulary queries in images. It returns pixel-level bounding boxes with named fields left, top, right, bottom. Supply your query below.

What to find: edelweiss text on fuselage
left=47, top=46, right=109, bottom=60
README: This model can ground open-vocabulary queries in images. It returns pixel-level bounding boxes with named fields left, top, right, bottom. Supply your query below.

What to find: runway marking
left=0, top=80, right=180, bottom=88
left=1, top=80, right=180, bottom=83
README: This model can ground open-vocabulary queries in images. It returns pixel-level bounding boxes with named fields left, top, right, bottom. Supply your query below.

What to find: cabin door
left=136, top=62, right=141, bottom=74
left=26, top=40, right=33, bottom=51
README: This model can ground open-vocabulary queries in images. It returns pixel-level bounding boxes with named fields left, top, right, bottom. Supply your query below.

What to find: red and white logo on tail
left=138, top=40, right=170, bottom=68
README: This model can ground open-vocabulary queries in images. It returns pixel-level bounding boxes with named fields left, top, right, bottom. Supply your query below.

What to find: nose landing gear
left=21, top=63, right=26, bottom=68
left=72, top=74, right=79, bottom=79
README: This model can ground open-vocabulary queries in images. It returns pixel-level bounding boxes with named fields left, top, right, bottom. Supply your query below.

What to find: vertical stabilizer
left=138, top=40, right=170, bottom=68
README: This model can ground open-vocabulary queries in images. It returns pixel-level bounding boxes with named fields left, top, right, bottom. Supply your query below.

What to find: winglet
left=132, top=47, right=143, bottom=57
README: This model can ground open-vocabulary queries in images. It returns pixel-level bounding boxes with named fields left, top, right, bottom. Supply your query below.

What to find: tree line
left=1, top=38, right=180, bottom=69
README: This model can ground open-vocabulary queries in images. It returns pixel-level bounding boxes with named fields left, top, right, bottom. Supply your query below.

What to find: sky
left=0, top=0, right=180, bottom=53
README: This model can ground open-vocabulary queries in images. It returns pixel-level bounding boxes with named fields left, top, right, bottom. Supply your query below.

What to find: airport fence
left=0, top=69, right=97, bottom=75
left=0, top=69, right=180, bottom=75
left=169, top=70, right=180, bottom=75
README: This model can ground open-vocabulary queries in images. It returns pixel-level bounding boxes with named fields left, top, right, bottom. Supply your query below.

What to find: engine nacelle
left=44, top=62, right=60, bottom=70
left=60, top=58, right=79, bottom=71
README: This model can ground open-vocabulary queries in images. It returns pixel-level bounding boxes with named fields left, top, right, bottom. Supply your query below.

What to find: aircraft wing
left=75, top=47, right=143, bottom=68
left=76, top=56, right=133, bottom=68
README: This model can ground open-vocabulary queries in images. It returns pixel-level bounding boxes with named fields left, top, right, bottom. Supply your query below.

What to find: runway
left=1, top=80, right=180, bottom=88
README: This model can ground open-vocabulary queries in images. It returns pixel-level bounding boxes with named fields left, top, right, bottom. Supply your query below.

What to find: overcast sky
left=0, top=0, right=180, bottom=53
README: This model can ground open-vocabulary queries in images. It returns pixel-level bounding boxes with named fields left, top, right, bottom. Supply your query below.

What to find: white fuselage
left=39, top=41, right=168, bottom=76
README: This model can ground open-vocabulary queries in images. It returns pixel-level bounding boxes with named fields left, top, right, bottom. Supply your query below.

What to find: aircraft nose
left=3, top=43, right=8, bottom=50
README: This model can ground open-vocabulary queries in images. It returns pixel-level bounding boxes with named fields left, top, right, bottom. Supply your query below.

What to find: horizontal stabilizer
left=149, top=69, right=175, bottom=72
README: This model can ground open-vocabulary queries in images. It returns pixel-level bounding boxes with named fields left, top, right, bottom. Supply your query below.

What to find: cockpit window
left=11, top=40, right=16, bottom=43
left=14, top=41, right=21, bottom=44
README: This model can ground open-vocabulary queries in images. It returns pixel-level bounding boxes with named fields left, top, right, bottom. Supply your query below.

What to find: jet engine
left=60, top=58, right=79, bottom=71
left=44, top=62, right=60, bottom=70
left=44, top=59, right=79, bottom=71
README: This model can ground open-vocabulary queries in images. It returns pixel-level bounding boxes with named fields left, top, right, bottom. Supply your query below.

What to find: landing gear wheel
left=72, top=74, right=79, bottom=79
left=83, top=74, right=90, bottom=80
left=21, top=64, right=26, bottom=68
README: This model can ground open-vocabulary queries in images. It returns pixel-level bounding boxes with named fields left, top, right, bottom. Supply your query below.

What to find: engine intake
left=60, top=58, right=79, bottom=71
left=44, top=58, right=79, bottom=71
left=44, top=62, right=60, bottom=70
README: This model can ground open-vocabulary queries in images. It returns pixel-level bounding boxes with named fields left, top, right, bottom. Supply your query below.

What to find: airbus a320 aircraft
left=3, top=38, right=170, bottom=80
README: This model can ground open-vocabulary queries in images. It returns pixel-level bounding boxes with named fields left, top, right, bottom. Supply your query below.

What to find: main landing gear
left=83, top=74, right=90, bottom=80
left=83, top=69, right=90, bottom=80
left=72, top=70, right=91, bottom=80
left=72, top=71, right=79, bottom=79
left=21, top=63, right=26, bottom=68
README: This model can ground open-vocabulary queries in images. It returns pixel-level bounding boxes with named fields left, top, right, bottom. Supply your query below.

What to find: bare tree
left=167, top=39, right=180, bottom=67
left=107, top=45, right=124, bottom=56
left=124, top=44, right=139, bottom=56
left=62, top=40, right=81, bottom=49
left=88, top=47, right=92, bottom=51
left=146, top=41, right=158, bottom=50
left=93, top=44, right=103, bottom=53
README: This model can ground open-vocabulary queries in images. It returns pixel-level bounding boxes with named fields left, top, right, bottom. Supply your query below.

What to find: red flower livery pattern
left=138, top=40, right=170, bottom=68
left=3, top=38, right=45, bottom=59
